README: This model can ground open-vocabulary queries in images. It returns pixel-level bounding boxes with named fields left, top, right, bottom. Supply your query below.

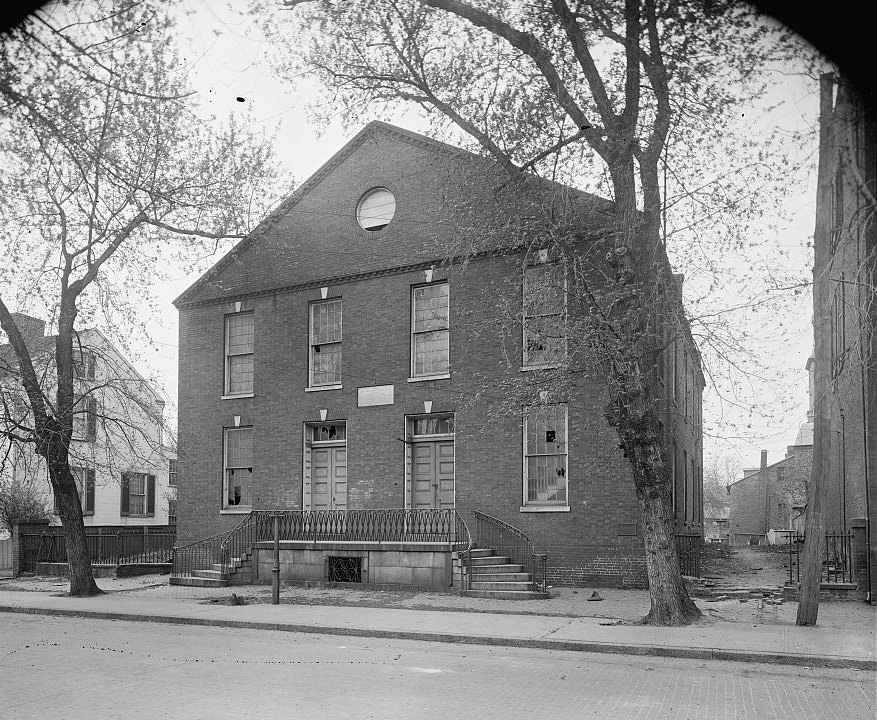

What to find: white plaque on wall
left=358, top=384, right=394, bottom=407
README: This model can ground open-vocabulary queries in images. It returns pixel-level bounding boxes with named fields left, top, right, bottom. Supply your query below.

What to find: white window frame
left=72, top=396, right=97, bottom=442
left=224, top=312, right=254, bottom=397
left=522, top=264, right=567, bottom=368
left=308, top=298, right=343, bottom=389
left=410, top=281, right=450, bottom=380
left=521, top=404, right=570, bottom=512
left=73, top=467, right=95, bottom=515
left=223, top=426, right=253, bottom=510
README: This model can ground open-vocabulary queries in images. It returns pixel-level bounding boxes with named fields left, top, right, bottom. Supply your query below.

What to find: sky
left=128, top=0, right=822, bottom=480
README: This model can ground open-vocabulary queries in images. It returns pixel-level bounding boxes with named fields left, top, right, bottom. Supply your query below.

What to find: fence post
left=272, top=513, right=280, bottom=605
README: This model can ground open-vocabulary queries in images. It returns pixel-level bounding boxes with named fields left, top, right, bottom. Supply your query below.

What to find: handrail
left=173, top=508, right=474, bottom=581
left=454, top=510, right=475, bottom=590
left=473, top=510, right=547, bottom=592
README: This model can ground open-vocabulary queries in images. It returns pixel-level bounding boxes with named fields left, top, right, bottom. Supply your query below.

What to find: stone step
left=470, top=580, right=534, bottom=592
left=169, top=576, right=229, bottom=588
left=468, top=572, right=531, bottom=582
left=469, top=548, right=495, bottom=558
left=462, top=589, right=549, bottom=600
left=470, top=556, right=511, bottom=566
left=192, top=569, right=225, bottom=580
left=469, top=563, right=523, bottom=573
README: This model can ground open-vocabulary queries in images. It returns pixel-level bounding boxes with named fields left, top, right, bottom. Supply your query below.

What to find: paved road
left=0, top=614, right=873, bottom=719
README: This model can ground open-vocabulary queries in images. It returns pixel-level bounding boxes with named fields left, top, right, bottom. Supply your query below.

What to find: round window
left=356, top=187, right=396, bottom=231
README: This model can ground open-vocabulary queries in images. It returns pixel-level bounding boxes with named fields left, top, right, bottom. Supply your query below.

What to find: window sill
left=221, top=393, right=254, bottom=400
left=519, top=505, right=570, bottom=513
left=220, top=508, right=251, bottom=514
left=305, top=384, right=342, bottom=392
left=519, top=363, right=560, bottom=372
left=407, top=373, right=450, bottom=383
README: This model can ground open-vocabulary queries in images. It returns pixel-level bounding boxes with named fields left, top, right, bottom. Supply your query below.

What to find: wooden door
left=311, top=446, right=347, bottom=510
left=411, top=440, right=454, bottom=509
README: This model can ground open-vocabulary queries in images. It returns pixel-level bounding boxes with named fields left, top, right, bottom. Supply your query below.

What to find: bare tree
left=267, top=0, right=815, bottom=624
left=0, top=1, right=277, bottom=595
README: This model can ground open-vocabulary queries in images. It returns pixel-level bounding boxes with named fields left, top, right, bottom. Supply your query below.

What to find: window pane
left=524, top=316, right=564, bottom=365
left=312, top=423, right=346, bottom=442
left=227, top=314, right=254, bottom=355
left=129, top=473, right=146, bottom=515
left=226, top=468, right=252, bottom=507
left=311, top=342, right=341, bottom=385
left=414, top=330, right=449, bottom=376
left=527, top=456, right=567, bottom=502
left=413, top=416, right=454, bottom=436
left=524, top=265, right=564, bottom=316
left=311, top=300, right=342, bottom=344
left=228, top=355, right=254, bottom=394
left=524, top=405, right=568, bottom=504
left=225, top=428, right=253, bottom=508
left=414, top=284, right=449, bottom=332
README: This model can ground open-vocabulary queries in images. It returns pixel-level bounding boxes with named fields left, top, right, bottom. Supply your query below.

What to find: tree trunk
left=636, top=471, right=700, bottom=624
left=797, top=74, right=836, bottom=626
left=610, top=360, right=702, bottom=624
left=47, top=449, right=101, bottom=596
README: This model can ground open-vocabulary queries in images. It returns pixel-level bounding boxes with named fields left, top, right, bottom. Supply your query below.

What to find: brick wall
left=176, top=124, right=703, bottom=587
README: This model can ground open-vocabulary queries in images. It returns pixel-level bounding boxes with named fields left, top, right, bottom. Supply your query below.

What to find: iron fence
left=473, top=510, right=547, bottom=592
left=18, top=526, right=176, bottom=571
left=786, top=530, right=854, bottom=585
left=675, top=533, right=702, bottom=578
left=173, top=509, right=473, bottom=580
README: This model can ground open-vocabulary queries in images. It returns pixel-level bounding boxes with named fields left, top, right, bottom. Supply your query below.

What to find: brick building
left=728, top=446, right=811, bottom=546
left=173, top=122, right=704, bottom=587
left=810, top=75, right=875, bottom=599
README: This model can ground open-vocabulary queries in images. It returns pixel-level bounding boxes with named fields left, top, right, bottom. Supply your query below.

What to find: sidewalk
left=1, top=581, right=874, bottom=670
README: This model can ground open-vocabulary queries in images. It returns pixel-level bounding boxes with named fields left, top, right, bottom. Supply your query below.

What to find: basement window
left=328, top=556, right=361, bottom=583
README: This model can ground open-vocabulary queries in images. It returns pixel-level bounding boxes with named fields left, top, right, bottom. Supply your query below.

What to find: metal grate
left=328, top=556, right=361, bottom=583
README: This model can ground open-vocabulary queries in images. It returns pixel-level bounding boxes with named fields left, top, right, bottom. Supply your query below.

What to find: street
left=0, top=613, right=872, bottom=719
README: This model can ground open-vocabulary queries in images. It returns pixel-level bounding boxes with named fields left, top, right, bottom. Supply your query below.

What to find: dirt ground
left=701, top=544, right=793, bottom=588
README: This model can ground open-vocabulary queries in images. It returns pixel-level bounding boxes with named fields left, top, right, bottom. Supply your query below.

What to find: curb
left=2, top=605, right=873, bottom=671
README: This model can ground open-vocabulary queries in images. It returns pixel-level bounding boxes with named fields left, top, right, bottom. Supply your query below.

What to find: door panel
left=311, top=446, right=347, bottom=510
left=411, top=440, right=454, bottom=509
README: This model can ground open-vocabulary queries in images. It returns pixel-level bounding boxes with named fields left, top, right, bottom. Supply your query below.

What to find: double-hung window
left=224, top=427, right=253, bottom=509
left=309, top=299, right=342, bottom=387
left=72, top=396, right=97, bottom=441
left=120, top=472, right=155, bottom=517
left=224, top=313, right=254, bottom=395
left=523, top=264, right=565, bottom=367
left=523, top=404, right=568, bottom=506
left=411, top=282, right=449, bottom=378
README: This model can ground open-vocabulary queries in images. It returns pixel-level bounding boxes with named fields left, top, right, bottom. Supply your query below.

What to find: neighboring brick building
left=810, top=75, right=876, bottom=600
left=728, top=446, right=812, bottom=546
left=173, top=122, right=704, bottom=587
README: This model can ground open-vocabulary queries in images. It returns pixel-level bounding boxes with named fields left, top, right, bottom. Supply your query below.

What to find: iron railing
left=171, top=530, right=228, bottom=579
left=786, top=530, right=854, bottom=585
left=173, top=508, right=473, bottom=580
left=21, top=526, right=176, bottom=569
left=473, top=510, right=547, bottom=592
left=675, top=533, right=703, bottom=578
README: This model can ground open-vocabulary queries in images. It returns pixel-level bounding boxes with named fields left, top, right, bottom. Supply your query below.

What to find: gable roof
left=173, top=121, right=613, bottom=308
left=175, top=122, right=490, bottom=307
